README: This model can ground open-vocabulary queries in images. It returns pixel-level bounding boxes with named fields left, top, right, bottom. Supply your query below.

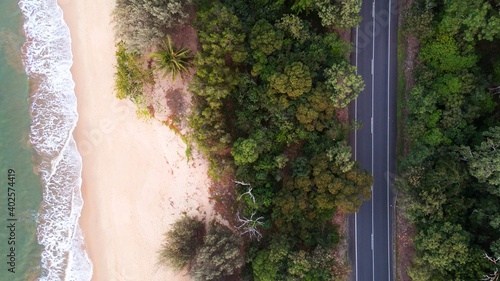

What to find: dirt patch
left=142, top=18, right=199, bottom=133
left=336, top=107, right=349, bottom=124
left=168, top=5, right=199, bottom=54
left=332, top=211, right=351, bottom=279
left=333, top=210, right=347, bottom=236
left=336, top=28, right=351, bottom=44
left=208, top=173, right=238, bottom=226
left=395, top=2, right=420, bottom=280
left=399, top=0, right=419, bottom=159
left=395, top=196, right=417, bottom=281
left=403, top=36, right=419, bottom=94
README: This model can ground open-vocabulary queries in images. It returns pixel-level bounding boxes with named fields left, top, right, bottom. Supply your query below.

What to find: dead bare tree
left=235, top=180, right=255, bottom=204
left=482, top=253, right=500, bottom=281
left=236, top=211, right=264, bottom=240
left=489, top=85, right=500, bottom=96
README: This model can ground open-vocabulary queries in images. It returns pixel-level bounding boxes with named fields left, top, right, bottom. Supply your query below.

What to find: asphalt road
left=348, top=0, right=398, bottom=280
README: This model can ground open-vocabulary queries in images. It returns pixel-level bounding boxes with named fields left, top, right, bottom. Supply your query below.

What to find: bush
left=158, top=216, right=205, bottom=271
left=113, top=0, right=192, bottom=51
left=191, top=221, right=243, bottom=281
left=114, top=42, right=148, bottom=103
left=150, top=35, right=193, bottom=80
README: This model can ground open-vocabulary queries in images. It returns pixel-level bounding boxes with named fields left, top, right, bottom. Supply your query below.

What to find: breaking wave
left=19, top=0, right=92, bottom=280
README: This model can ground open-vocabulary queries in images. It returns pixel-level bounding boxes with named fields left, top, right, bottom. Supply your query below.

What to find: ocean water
left=0, top=0, right=92, bottom=280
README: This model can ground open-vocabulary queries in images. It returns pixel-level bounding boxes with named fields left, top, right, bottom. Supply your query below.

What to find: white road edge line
left=387, top=0, right=392, bottom=280
left=354, top=21, right=359, bottom=281
left=371, top=1, right=376, bottom=280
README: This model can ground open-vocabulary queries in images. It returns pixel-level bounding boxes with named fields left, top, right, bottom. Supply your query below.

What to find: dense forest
left=189, top=0, right=372, bottom=279
left=399, top=0, right=500, bottom=280
left=112, top=0, right=372, bottom=280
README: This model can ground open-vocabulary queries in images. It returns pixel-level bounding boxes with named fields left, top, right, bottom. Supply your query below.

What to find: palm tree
left=150, top=35, right=193, bottom=81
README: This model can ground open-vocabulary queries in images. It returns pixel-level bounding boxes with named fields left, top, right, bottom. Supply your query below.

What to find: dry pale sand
left=58, top=0, right=213, bottom=280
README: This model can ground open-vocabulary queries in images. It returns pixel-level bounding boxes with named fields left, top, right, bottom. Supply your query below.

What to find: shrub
left=191, top=221, right=243, bottom=281
left=113, top=0, right=192, bottom=51
left=158, top=216, right=205, bottom=271
left=114, top=42, right=148, bottom=103
left=150, top=35, right=193, bottom=81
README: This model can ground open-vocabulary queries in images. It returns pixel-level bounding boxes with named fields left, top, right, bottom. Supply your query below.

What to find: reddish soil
left=168, top=5, right=199, bottom=54
left=332, top=210, right=351, bottom=279
left=336, top=107, right=349, bottom=124
left=336, top=28, right=352, bottom=44
left=395, top=195, right=417, bottom=281
left=208, top=172, right=238, bottom=226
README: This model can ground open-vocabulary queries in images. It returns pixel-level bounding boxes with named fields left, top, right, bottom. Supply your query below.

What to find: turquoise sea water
left=0, top=0, right=92, bottom=280
left=0, top=0, right=43, bottom=280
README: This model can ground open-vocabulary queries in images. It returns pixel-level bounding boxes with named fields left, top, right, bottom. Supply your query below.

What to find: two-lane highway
left=349, top=0, right=398, bottom=280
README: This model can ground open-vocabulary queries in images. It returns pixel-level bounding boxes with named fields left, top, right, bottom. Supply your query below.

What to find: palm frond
left=150, top=35, right=194, bottom=81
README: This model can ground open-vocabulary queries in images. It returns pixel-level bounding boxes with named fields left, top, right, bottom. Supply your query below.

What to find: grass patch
left=164, top=119, right=192, bottom=162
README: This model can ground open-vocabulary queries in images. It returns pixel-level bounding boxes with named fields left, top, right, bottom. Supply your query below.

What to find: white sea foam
left=19, top=0, right=93, bottom=280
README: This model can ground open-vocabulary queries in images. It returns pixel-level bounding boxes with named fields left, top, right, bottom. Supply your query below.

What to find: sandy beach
left=58, top=0, right=213, bottom=280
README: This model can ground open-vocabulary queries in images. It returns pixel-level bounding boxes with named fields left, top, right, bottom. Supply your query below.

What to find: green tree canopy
left=232, top=138, right=260, bottom=166
left=410, top=222, right=482, bottom=280
left=275, top=14, right=306, bottom=40
left=250, top=19, right=284, bottom=55
left=113, top=0, right=192, bottom=51
left=269, top=62, right=312, bottom=98
left=158, top=216, right=205, bottom=271
left=295, top=83, right=336, bottom=132
left=313, top=0, right=362, bottom=29
left=461, top=126, right=500, bottom=189
left=325, top=62, right=364, bottom=108
left=191, top=221, right=244, bottom=281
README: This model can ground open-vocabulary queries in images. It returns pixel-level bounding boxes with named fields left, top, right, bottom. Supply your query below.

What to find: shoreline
left=58, top=0, right=213, bottom=280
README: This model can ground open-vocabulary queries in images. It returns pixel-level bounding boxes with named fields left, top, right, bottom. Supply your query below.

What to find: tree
left=483, top=254, right=500, bottom=281
left=236, top=211, right=264, bottom=240
left=325, top=62, right=364, bottom=108
left=419, top=34, right=477, bottom=73
left=440, top=0, right=500, bottom=42
left=269, top=62, right=312, bottom=98
left=158, top=216, right=205, bottom=271
left=275, top=14, right=306, bottom=40
left=113, top=0, right=192, bottom=51
left=310, top=153, right=372, bottom=213
left=196, top=3, right=247, bottom=65
left=410, top=222, right=480, bottom=280
left=295, top=83, right=336, bottom=132
left=150, top=35, right=193, bottom=80
left=402, top=1, right=434, bottom=39
left=252, top=237, right=291, bottom=281
left=291, top=0, right=314, bottom=12
left=461, top=126, right=500, bottom=189
left=250, top=19, right=284, bottom=55
left=287, top=246, right=338, bottom=280
left=313, top=0, right=362, bottom=29
left=232, top=138, right=259, bottom=165
left=400, top=159, right=470, bottom=226
left=191, top=221, right=244, bottom=281
left=326, top=142, right=355, bottom=173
